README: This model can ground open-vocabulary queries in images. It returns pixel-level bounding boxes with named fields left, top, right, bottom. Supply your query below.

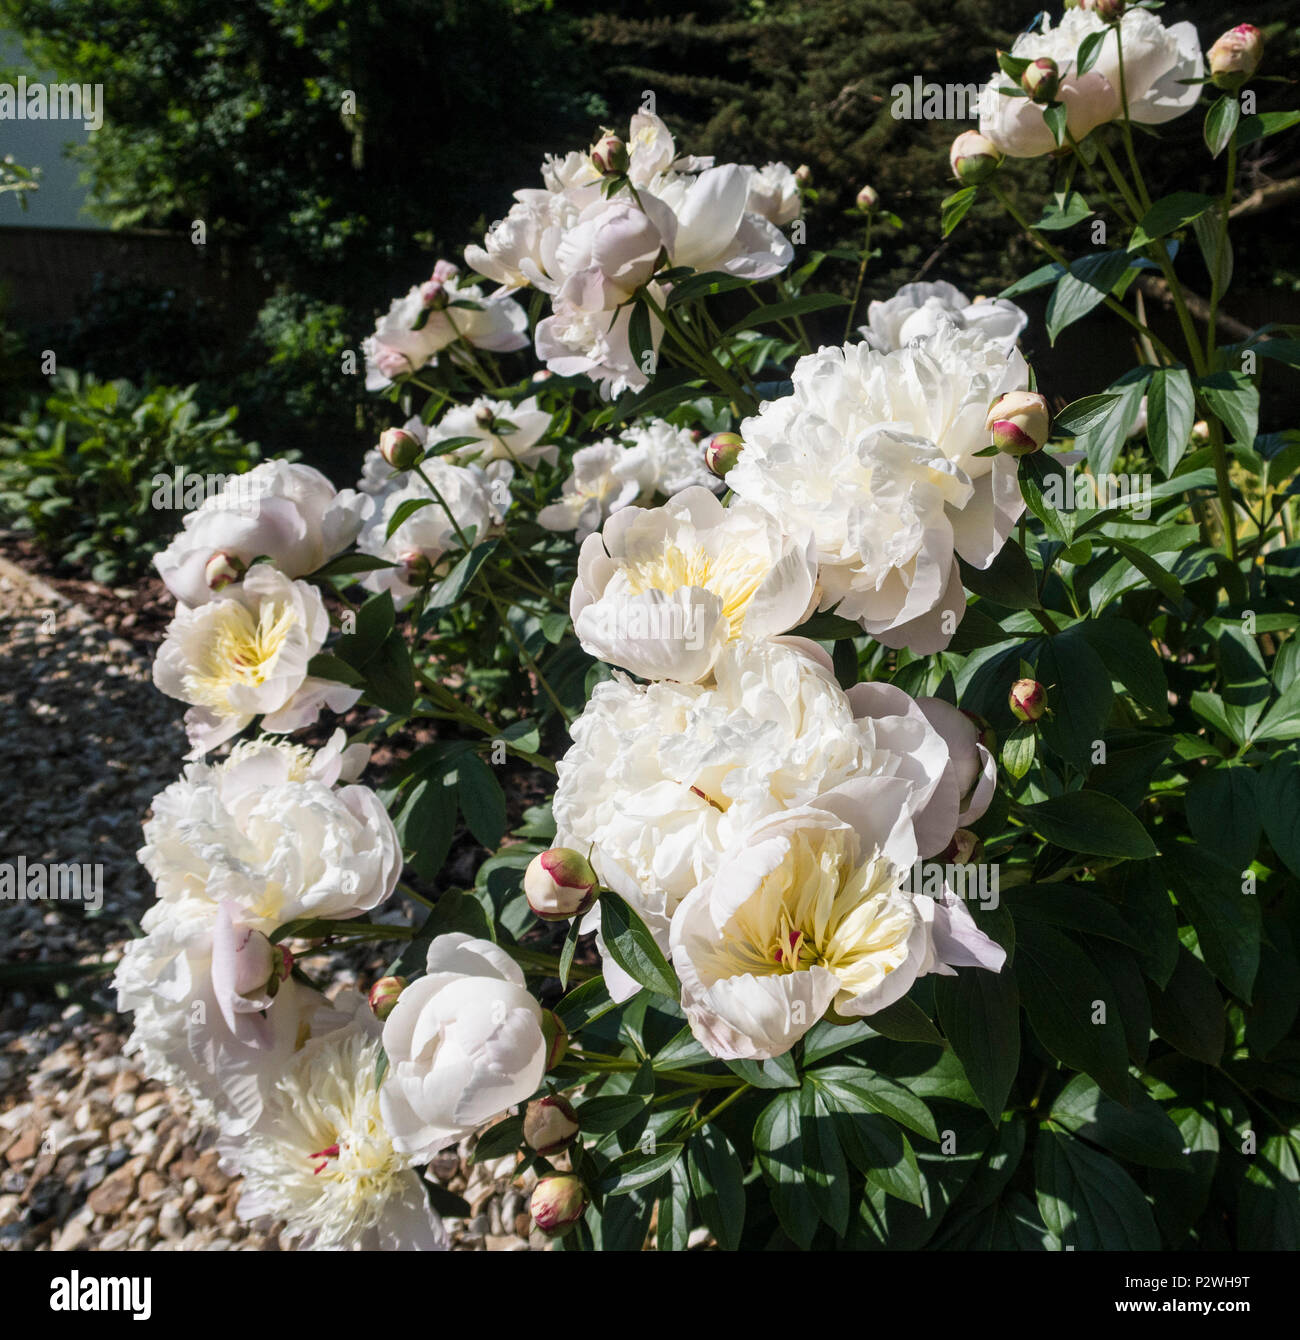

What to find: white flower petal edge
left=571, top=485, right=818, bottom=682
left=670, top=805, right=1006, bottom=1060
left=859, top=279, right=1027, bottom=355
left=379, top=933, right=547, bottom=1163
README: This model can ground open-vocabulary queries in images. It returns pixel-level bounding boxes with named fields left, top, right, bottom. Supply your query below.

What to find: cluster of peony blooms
left=464, top=110, right=802, bottom=395
left=544, top=296, right=1030, bottom=1058
left=128, top=463, right=567, bottom=1249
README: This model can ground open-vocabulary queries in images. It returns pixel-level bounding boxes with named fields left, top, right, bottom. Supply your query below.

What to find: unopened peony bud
left=1208, top=24, right=1264, bottom=91
left=591, top=132, right=629, bottom=177
left=523, top=1095, right=580, bottom=1155
left=474, top=405, right=496, bottom=430
left=431, top=259, right=460, bottom=283
left=942, top=829, right=984, bottom=864
left=794, top=164, right=813, bottom=187
left=1010, top=679, right=1047, bottom=723
left=855, top=184, right=879, bottom=213
left=532, top=369, right=553, bottom=382
left=204, top=551, right=246, bottom=592
left=1022, top=58, right=1061, bottom=104
left=368, top=975, right=407, bottom=1021
left=379, top=427, right=421, bottom=471
left=987, top=391, right=1050, bottom=456
left=530, top=1174, right=587, bottom=1237
left=542, top=1010, right=569, bottom=1069
left=419, top=279, right=449, bottom=310
left=1082, top=0, right=1125, bottom=20
left=1191, top=419, right=1210, bottom=444
left=524, top=848, right=599, bottom=921
left=705, top=431, right=744, bottom=479
left=950, top=131, right=1003, bottom=185
left=400, top=551, right=434, bottom=585
left=273, top=944, right=294, bottom=985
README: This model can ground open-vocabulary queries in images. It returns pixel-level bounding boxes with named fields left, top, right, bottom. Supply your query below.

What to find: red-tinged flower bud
left=273, top=944, right=294, bottom=984
left=1010, top=678, right=1048, bottom=723
left=705, top=431, right=744, bottom=479
left=542, top=1010, right=569, bottom=1070
left=591, top=132, right=629, bottom=177
left=523, top=1095, right=580, bottom=1155
left=474, top=405, right=496, bottom=430
left=368, top=975, right=407, bottom=1021
left=399, top=551, right=434, bottom=586
left=942, top=828, right=984, bottom=864
left=420, top=279, right=449, bottom=310
left=530, top=1174, right=587, bottom=1237
left=1022, top=57, right=1061, bottom=104
left=795, top=164, right=813, bottom=187
left=1082, top=0, right=1125, bottom=20
left=524, top=848, right=599, bottom=922
left=855, top=184, right=879, bottom=213
left=1208, top=24, right=1264, bottom=91
left=431, top=259, right=460, bottom=284
left=205, top=551, right=246, bottom=592
left=986, top=391, right=1050, bottom=456
left=950, top=131, right=1003, bottom=185
left=380, top=427, right=422, bottom=471
left=532, top=369, right=553, bottom=382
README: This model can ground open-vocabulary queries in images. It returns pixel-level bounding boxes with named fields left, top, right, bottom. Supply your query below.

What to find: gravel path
left=0, top=552, right=538, bottom=1252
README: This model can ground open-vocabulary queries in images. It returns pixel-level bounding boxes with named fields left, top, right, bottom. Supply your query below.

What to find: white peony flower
left=466, top=186, right=584, bottom=292
left=355, top=451, right=512, bottom=607
left=115, top=897, right=342, bottom=1135
left=138, top=740, right=402, bottom=926
left=670, top=804, right=1006, bottom=1060
left=978, top=9, right=1204, bottom=159
left=363, top=268, right=528, bottom=391
left=537, top=438, right=655, bottom=540
left=859, top=280, right=1027, bottom=355
left=726, top=323, right=1029, bottom=652
left=379, top=934, right=547, bottom=1163
left=744, top=162, right=802, bottom=228
left=154, top=460, right=363, bottom=608
left=152, top=564, right=361, bottom=756
left=571, top=486, right=818, bottom=682
left=554, top=640, right=962, bottom=999
left=220, top=1023, right=448, bottom=1250
left=534, top=271, right=663, bottom=397
left=429, top=394, right=557, bottom=469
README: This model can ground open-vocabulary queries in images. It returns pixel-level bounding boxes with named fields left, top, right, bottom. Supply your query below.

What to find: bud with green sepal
left=530, top=1174, right=588, bottom=1237
left=1009, top=678, right=1048, bottom=723
left=523, top=1095, right=580, bottom=1156
left=705, top=431, right=744, bottom=479
left=1208, top=24, right=1264, bottom=92
left=368, top=975, right=407, bottom=1022
left=987, top=391, right=1050, bottom=456
left=950, top=131, right=1003, bottom=185
left=524, top=848, right=599, bottom=921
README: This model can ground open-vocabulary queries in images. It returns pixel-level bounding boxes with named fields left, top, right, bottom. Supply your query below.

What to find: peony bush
left=117, top=8, right=1300, bottom=1251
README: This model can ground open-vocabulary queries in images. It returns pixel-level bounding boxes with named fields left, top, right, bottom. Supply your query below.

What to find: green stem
left=480, top=582, right=573, bottom=724
left=1114, top=24, right=1152, bottom=213
left=989, top=182, right=1178, bottom=364
left=679, top=1082, right=752, bottom=1139
left=843, top=215, right=874, bottom=344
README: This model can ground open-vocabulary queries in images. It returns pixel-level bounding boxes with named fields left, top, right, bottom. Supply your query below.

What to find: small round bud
left=523, top=1095, right=580, bottom=1155
left=368, top=975, right=407, bottom=1021
left=950, top=131, right=1003, bottom=185
left=591, top=132, right=629, bottom=177
left=399, top=550, right=434, bottom=585
left=855, top=184, right=879, bottom=213
left=431, top=259, right=460, bottom=284
left=941, top=829, right=984, bottom=865
left=986, top=391, right=1050, bottom=456
left=379, top=427, right=421, bottom=471
left=530, top=1174, right=587, bottom=1238
left=542, top=1011, right=569, bottom=1070
left=1082, top=0, right=1125, bottom=20
left=1191, top=419, right=1210, bottom=444
left=532, top=369, right=553, bottom=383
left=419, top=279, right=449, bottom=310
left=474, top=405, right=496, bottom=430
left=794, top=164, right=813, bottom=187
left=1022, top=57, right=1061, bottom=104
left=1009, top=679, right=1048, bottom=723
left=705, top=431, right=744, bottom=479
left=524, top=848, right=599, bottom=922
left=1208, top=24, right=1264, bottom=91
left=205, top=551, right=246, bottom=592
